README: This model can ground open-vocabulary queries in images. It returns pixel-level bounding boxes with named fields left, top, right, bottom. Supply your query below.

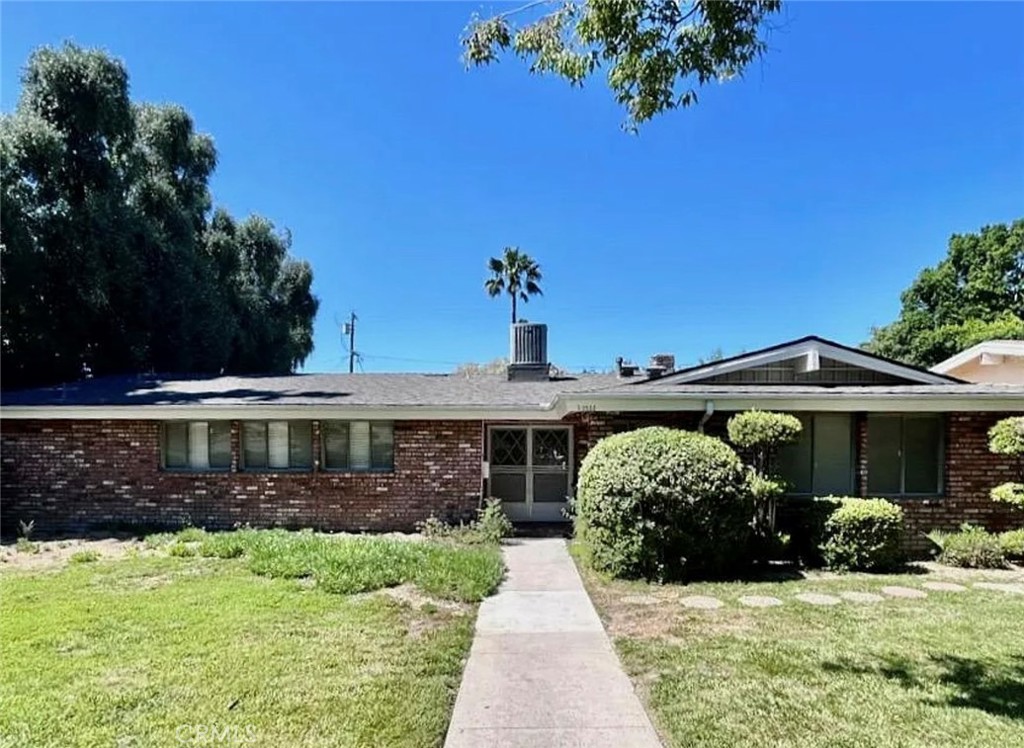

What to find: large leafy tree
left=865, top=220, right=1024, bottom=367
left=462, top=0, right=782, bottom=130
left=0, top=43, right=319, bottom=389
left=484, top=247, right=544, bottom=324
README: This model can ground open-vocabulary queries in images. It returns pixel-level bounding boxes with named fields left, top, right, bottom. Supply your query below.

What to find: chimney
left=508, top=322, right=550, bottom=381
left=616, top=357, right=640, bottom=378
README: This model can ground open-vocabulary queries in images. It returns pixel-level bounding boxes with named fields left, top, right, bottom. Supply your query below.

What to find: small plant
left=417, top=515, right=453, bottom=540
left=69, top=550, right=100, bottom=564
left=991, top=482, right=1024, bottom=508
left=143, top=532, right=175, bottom=549
left=927, top=524, right=1006, bottom=568
left=15, top=537, right=40, bottom=555
left=176, top=526, right=208, bottom=543
left=820, top=497, right=904, bottom=571
left=474, top=498, right=514, bottom=544
left=18, top=519, right=35, bottom=541
left=167, top=541, right=199, bottom=558
left=997, top=529, right=1024, bottom=563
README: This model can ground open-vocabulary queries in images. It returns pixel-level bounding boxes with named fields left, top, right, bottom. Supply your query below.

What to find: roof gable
left=642, top=336, right=959, bottom=386
left=931, top=340, right=1024, bottom=374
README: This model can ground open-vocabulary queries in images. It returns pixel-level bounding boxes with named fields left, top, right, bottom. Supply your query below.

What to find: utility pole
left=343, top=312, right=357, bottom=373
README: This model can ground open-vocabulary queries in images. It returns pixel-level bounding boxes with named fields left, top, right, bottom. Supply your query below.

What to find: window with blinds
left=322, top=421, right=394, bottom=471
left=241, top=421, right=313, bottom=470
left=163, top=422, right=231, bottom=470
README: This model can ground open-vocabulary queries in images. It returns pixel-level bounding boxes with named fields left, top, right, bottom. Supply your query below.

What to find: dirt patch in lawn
left=0, top=537, right=151, bottom=571
left=373, top=583, right=472, bottom=639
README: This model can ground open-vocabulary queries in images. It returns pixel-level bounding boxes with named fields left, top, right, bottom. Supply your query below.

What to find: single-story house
left=2, top=325, right=1022, bottom=552
left=931, top=339, right=1024, bottom=384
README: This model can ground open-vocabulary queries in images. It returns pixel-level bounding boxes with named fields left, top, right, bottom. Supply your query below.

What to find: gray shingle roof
left=0, top=372, right=623, bottom=409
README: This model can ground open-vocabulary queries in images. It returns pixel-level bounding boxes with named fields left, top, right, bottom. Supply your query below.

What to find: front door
left=488, top=426, right=572, bottom=522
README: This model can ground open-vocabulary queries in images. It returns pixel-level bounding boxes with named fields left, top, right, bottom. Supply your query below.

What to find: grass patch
left=68, top=550, right=100, bottom=564
left=1, top=530, right=504, bottom=747
left=148, top=528, right=503, bottom=602
left=577, top=554, right=1024, bottom=748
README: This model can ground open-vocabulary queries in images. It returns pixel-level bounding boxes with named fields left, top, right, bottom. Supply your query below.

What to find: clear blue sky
left=3, top=2, right=1023, bottom=373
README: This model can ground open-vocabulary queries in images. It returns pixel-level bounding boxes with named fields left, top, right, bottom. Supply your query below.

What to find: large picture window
left=867, top=414, right=944, bottom=496
left=322, top=421, right=394, bottom=472
left=776, top=414, right=854, bottom=496
left=163, top=422, right=231, bottom=471
left=241, top=421, right=313, bottom=470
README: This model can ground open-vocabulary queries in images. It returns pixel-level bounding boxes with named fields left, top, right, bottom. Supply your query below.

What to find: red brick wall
left=1, top=419, right=483, bottom=535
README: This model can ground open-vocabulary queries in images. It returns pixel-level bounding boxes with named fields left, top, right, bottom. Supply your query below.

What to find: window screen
left=322, top=421, right=394, bottom=472
left=163, top=422, right=230, bottom=471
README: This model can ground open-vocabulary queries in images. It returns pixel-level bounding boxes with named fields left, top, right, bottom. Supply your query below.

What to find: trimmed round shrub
left=820, top=497, right=904, bottom=571
left=727, top=410, right=803, bottom=453
left=778, top=496, right=843, bottom=567
left=999, top=529, right=1024, bottom=562
left=575, top=427, right=752, bottom=580
left=988, top=417, right=1024, bottom=455
left=928, top=524, right=1006, bottom=569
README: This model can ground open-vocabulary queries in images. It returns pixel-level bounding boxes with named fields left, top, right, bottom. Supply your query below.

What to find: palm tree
left=484, top=247, right=543, bottom=324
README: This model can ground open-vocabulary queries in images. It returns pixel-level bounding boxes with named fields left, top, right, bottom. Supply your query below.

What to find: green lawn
left=578, top=557, right=1024, bottom=748
left=0, top=532, right=503, bottom=748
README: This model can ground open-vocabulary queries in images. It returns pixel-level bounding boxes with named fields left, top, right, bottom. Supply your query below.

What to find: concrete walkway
left=444, top=538, right=662, bottom=748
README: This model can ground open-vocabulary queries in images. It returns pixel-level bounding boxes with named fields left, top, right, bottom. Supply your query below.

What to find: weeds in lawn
left=15, top=537, right=39, bottom=555
left=68, top=550, right=100, bottom=564
left=418, top=498, right=513, bottom=545
left=150, top=527, right=503, bottom=602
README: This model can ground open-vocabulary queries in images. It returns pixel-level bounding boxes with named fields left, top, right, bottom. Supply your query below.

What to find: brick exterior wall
left=0, top=419, right=483, bottom=536
left=564, top=410, right=1022, bottom=556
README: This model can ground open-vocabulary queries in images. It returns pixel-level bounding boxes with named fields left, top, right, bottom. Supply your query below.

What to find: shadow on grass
left=822, top=653, right=1024, bottom=720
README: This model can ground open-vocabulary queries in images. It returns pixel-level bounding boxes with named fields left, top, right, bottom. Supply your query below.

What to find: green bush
left=417, top=498, right=514, bottom=545
left=779, top=496, right=843, bottom=567
left=991, top=482, right=1024, bottom=508
left=927, top=524, right=1006, bottom=568
left=575, top=426, right=752, bottom=580
left=820, top=497, right=904, bottom=571
left=988, top=417, right=1024, bottom=455
left=997, top=529, right=1024, bottom=562
left=727, top=411, right=803, bottom=455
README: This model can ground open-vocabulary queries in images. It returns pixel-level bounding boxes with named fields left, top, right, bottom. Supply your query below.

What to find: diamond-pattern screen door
left=492, top=429, right=527, bottom=467
left=532, top=429, right=569, bottom=468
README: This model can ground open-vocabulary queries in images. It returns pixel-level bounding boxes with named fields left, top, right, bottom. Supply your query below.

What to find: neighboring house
left=931, top=340, right=1024, bottom=384
left=2, top=325, right=1022, bottom=553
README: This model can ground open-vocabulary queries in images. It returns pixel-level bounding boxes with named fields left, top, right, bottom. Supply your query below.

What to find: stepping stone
left=795, top=592, right=842, bottom=606
left=973, top=582, right=1024, bottom=595
left=738, top=595, right=783, bottom=608
left=881, top=586, right=927, bottom=599
left=680, top=595, right=724, bottom=610
left=840, top=591, right=885, bottom=604
left=921, top=581, right=967, bottom=593
left=621, top=594, right=660, bottom=606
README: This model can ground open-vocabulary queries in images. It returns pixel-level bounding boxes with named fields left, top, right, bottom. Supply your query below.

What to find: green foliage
left=990, top=482, right=1024, bottom=508
left=927, top=524, right=1006, bottom=569
left=68, top=550, right=100, bottom=564
left=417, top=498, right=515, bottom=545
left=166, top=541, right=198, bottom=558
left=1, top=43, right=318, bottom=389
left=865, top=220, right=1024, bottom=366
left=484, top=246, right=543, bottom=323
left=727, top=411, right=803, bottom=454
left=988, top=417, right=1024, bottom=456
left=575, top=426, right=752, bottom=580
left=463, top=0, right=782, bottom=130
left=15, top=538, right=40, bottom=555
left=820, top=498, right=904, bottom=571
left=998, top=529, right=1024, bottom=562
left=778, top=496, right=842, bottom=567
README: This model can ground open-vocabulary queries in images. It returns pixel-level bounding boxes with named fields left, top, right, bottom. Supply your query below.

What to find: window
left=776, top=414, right=854, bottom=496
left=163, top=422, right=231, bottom=471
left=241, top=421, right=312, bottom=470
left=322, top=421, right=394, bottom=471
left=867, top=415, right=944, bottom=496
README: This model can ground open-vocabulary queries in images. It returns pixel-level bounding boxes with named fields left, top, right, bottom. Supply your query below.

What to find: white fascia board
left=661, top=340, right=950, bottom=385
left=0, top=404, right=564, bottom=421
left=932, top=341, right=1024, bottom=373
left=559, top=393, right=1024, bottom=413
